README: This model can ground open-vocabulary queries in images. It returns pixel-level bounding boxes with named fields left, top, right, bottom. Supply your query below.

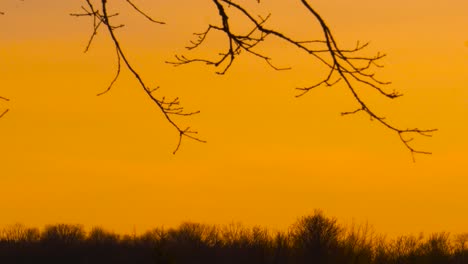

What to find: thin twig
left=0, top=109, right=8, bottom=118
left=125, top=0, right=165, bottom=24
left=97, top=46, right=121, bottom=96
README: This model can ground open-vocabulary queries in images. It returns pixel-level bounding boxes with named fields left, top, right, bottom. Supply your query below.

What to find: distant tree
left=387, top=234, right=424, bottom=263
left=2, top=0, right=437, bottom=158
left=41, top=224, right=86, bottom=244
left=290, top=210, right=342, bottom=263
left=87, top=226, right=120, bottom=244
left=419, top=233, right=452, bottom=264
left=1, top=223, right=40, bottom=243
left=454, top=233, right=468, bottom=264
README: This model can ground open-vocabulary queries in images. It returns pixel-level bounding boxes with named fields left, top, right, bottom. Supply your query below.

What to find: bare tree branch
left=71, top=0, right=206, bottom=154
left=167, top=0, right=437, bottom=160
left=3, top=0, right=436, bottom=159
left=298, top=0, right=436, bottom=160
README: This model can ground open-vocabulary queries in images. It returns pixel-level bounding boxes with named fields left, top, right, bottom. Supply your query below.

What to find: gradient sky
left=1, top=0, right=467, bottom=237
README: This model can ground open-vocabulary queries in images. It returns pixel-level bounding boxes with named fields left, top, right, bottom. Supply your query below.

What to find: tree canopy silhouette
left=1, top=211, right=467, bottom=264
left=1, top=0, right=437, bottom=159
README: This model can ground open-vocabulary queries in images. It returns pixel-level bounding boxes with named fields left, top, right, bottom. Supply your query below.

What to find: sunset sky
left=1, top=0, right=467, bottom=237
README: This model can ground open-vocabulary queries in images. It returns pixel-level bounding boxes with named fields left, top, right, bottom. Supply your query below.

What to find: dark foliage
left=1, top=212, right=467, bottom=264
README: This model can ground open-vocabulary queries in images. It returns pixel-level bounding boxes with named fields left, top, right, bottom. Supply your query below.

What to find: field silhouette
left=1, top=211, right=467, bottom=264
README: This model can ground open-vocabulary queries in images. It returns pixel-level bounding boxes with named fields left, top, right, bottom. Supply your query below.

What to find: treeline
left=0, top=211, right=467, bottom=264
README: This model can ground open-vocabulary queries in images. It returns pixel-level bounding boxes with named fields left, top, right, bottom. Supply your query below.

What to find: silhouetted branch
left=71, top=0, right=205, bottom=154
left=0, top=96, right=8, bottom=119
left=167, top=0, right=436, bottom=159
left=0, top=109, right=8, bottom=118
left=97, top=46, right=121, bottom=96
left=167, top=2, right=291, bottom=74
left=124, top=0, right=165, bottom=24
left=3, top=0, right=436, bottom=158
left=298, top=0, right=437, bottom=160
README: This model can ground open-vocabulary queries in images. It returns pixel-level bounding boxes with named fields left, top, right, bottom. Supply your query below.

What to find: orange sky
left=1, top=0, right=467, bottom=237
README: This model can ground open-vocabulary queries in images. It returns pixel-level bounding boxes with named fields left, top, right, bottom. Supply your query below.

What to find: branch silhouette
left=3, top=0, right=436, bottom=159
left=71, top=0, right=205, bottom=154
left=0, top=96, right=8, bottom=119
left=167, top=0, right=437, bottom=160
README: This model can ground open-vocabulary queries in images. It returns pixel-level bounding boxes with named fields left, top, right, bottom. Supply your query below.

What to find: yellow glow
left=1, top=1, right=467, bottom=237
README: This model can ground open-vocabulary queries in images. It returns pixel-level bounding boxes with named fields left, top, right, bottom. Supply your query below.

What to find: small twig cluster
left=167, top=0, right=291, bottom=74
left=71, top=0, right=205, bottom=154
left=167, top=0, right=436, bottom=160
